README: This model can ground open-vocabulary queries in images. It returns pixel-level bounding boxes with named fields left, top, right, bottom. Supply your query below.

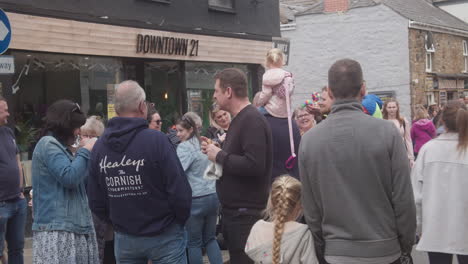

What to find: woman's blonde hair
left=442, top=100, right=468, bottom=154
left=81, top=116, right=105, bottom=137
left=209, top=108, right=231, bottom=130
left=266, top=48, right=284, bottom=68
left=413, top=104, right=429, bottom=120
left=265, top=175, right=302, bottom=264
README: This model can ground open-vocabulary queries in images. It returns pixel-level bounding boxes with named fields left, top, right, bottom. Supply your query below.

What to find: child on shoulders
left=256, top=48, right=294, bottom=118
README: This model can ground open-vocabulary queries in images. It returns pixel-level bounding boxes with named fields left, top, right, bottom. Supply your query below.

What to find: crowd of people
left=0, top=49, right=468, bottom=264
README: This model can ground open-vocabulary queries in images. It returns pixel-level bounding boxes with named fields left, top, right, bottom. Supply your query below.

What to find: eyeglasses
left=153, top=120, right=162, bottom=125
left=296, top=113, right=311, bottom=119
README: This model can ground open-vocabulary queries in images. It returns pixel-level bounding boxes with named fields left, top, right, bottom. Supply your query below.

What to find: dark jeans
left=221, top=207, right=262, bottom=264
left=0, top=198, right=27, bottom=264
left=428, top=252, right=468, bottom=264
left=114, top=223, right=187, bottom=264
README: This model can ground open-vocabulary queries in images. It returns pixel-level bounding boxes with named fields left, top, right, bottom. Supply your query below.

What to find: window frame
left=426, top=52, right=433, bottom=73
left=425, top=32, right=435, bottom=73
left=425, top=32, right=435, bottom=52
left=463, top=40, right=468, bottom=73
left=208, top=0, right=236, bottom=13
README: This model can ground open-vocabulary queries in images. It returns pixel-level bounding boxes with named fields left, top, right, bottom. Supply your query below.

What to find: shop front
left=0, top=13, right=269, bottom=145
left=425, top=73, right=468, bottom=107
left=0, top=12, right=271, bottom=188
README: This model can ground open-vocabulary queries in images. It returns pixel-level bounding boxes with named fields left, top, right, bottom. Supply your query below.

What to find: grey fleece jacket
left=299, top=99, right=416, bottom=259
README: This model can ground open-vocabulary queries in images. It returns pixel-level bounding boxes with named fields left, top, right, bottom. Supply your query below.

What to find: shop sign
left=136, top=34, right=199, bottom=56
left=0, top=9, right=11, bottom=55
left=272, top=37, right=290, bottom=65
left=0, top=55, right=14, bottom=74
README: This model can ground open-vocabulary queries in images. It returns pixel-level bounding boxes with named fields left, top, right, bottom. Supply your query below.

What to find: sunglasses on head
left=182, top=115, right=195, bottom=128
left=72, top=103, right=82, bottom=113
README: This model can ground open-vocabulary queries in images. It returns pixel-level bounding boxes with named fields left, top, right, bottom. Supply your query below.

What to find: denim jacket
left=176, top=137, right=216, bottom=197
left=32, top=136, right=94, bottom=234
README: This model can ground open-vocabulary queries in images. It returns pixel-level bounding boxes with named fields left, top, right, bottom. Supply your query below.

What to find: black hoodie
left=87, top=117, right=192, bottom=236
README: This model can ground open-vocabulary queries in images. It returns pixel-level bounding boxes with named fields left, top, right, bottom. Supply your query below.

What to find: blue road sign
left=0, top=9, right=11, bottom=55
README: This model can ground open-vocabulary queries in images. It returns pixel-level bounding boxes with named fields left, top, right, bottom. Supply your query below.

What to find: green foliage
left=15, top=120, right=38, bottom=153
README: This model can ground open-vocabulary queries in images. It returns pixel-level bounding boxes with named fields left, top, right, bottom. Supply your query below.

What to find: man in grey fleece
left=299, top=59, right=416, bottom=264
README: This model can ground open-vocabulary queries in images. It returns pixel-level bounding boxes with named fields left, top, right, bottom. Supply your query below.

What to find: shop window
left=209, top=0, right=235, bottom=13
left=439, top=91, right=447, bottom=105
left=144, top=61, right=183, bottom=133
left=10, top=51, right=124, bottom=160
left=425, top=32, right=435, bottom=73
left=426, top=93, right=435, bottom=106
left=185, top=62, right=249, bottom=128
left=463, top=40, right=468, bottom=73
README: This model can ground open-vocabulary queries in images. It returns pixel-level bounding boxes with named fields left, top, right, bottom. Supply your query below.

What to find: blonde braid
left=266, top=176, right=302, bottom=264
left=272, top=187, right=289, bottom=264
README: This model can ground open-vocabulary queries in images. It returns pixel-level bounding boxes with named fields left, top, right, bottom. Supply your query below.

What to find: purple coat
left=411, top=119, right=436, bottom=154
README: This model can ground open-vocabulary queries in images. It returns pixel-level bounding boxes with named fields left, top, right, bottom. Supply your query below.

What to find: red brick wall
left=324, top=0, right=349, bottom=12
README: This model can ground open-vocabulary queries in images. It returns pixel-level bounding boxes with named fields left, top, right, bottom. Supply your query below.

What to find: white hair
left=114, top=80, right=146, bottom=115
left=81, top=116, right=105, bottom=136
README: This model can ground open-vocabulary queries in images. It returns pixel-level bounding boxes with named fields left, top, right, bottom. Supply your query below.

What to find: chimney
left=324, top=0, right=349, bottom=13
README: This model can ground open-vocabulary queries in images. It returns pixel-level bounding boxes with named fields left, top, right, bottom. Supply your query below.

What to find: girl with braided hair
left=245, top=176, right=318, bottom=264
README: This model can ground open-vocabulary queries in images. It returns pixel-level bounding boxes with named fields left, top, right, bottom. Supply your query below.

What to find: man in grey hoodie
left=299, top=59, right=416, bottom=264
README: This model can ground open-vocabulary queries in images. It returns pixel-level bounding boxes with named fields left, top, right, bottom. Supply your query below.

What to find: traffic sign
left=0, top=9, right=11, bottom=55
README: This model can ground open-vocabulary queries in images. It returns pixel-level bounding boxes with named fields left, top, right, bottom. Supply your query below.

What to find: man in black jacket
left=202, top=68, right=273, bottom=264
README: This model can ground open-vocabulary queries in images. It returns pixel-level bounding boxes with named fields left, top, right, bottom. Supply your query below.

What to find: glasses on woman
left=296, top=113, right=311, bottom=120
left=152, top=120, right=162, bottom=125
left=81, top=133, right=97, bottom=139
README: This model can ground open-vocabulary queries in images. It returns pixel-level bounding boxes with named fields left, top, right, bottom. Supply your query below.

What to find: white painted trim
left=280, top=23, right=297, bottom=31
left=409, top=20, right=468, bottom=38
left=463, top=40, right=468, bottom=56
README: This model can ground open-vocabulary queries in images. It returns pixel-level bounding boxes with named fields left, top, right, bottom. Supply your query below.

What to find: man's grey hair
left=184, top=112, right=203, bottom=129
left=114, top=80, right=146, bottom=115
left=0, top=95, right=5, bottom=102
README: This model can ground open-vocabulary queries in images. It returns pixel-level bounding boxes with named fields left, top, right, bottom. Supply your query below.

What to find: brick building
left=281, top=0, right=468, bottom=117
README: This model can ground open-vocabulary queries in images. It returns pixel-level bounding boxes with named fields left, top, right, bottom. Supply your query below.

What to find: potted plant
left=15, top=120, right=38, bottom=161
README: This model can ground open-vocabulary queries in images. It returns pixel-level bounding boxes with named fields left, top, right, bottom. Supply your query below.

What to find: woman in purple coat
left=411, top=105, right=436, bottom=158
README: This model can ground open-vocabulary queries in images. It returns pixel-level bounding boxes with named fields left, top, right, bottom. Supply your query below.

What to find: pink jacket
left=257, top=68, right=294, bottom=118
left=411, top=119, right=436, bottom=154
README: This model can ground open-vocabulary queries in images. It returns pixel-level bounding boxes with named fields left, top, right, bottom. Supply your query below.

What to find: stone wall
left=409, top=29, right=467, bottom=108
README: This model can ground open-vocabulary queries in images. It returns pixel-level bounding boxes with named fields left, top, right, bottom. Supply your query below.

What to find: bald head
left=115, top=80, right=146, bottom=117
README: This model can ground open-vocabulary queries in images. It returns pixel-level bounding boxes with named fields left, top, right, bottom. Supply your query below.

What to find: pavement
left=17, top=239, right=457, bottom=264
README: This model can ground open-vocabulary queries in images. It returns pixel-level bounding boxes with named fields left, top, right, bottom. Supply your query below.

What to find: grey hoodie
left=245, top=220, right=318, bottom=264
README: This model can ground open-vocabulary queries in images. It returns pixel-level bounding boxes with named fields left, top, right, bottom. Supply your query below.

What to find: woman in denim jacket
left=31, top=100, right=98, bottom=264
left=176, top=113, right=223, bottom=264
